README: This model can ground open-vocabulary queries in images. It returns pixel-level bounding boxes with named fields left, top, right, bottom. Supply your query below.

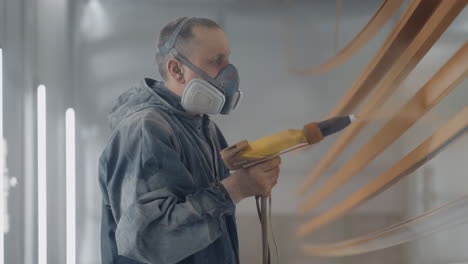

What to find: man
left=99, top=17, right=281, bottom=264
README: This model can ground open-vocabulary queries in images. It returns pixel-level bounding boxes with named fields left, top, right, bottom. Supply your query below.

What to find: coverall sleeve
left=109, top=117, right=235, bottom=264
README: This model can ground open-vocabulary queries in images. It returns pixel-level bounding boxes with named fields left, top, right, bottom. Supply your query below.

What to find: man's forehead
left=191, top=26, right=231, bottom=58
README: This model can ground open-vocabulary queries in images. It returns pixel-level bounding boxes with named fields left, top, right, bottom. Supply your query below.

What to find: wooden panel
left=298, top=41, right=468, bottom=214
left=289, top=0, right=406, bottom=74
left=298, top=1, right=467, bottom=195
left=301, top=193, right=468, bottom=256
left=298, top=106, right=468, bottom=237
left=326, top=0, right=439, bottom=117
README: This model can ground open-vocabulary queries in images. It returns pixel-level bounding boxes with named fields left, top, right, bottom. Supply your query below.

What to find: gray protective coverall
left=99, top=78, right=239, bottom=264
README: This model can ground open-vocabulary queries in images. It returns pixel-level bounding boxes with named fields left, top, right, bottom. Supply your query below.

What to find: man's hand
left=221, top=157, right=281, bottom=204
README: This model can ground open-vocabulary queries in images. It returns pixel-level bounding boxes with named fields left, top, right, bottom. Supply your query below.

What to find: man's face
left=182, top=26, right=231, bottom=82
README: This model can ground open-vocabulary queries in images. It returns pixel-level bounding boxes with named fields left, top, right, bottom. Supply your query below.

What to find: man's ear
left=167, top=58, right=185, bottom=84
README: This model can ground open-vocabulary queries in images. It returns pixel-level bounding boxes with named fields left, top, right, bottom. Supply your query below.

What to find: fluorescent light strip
left=37, top=85, right=47, bottom=264
left=65, top=108, right=76, bottom=264
left=0, top=48, right=5, bottom=264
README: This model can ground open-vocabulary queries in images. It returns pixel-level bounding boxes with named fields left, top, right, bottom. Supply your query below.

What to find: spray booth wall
left=0, top=0, right=467, bottom=263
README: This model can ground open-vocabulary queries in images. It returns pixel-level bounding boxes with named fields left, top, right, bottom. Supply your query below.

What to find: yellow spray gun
left=220, top=115, right=355, bottom=264
left=221, top=115, right=356, bottom=170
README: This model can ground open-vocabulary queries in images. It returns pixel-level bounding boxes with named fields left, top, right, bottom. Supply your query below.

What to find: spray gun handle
left=221, top=140, right=279, bottom=170
left=220, top=140, right=251, bottom=170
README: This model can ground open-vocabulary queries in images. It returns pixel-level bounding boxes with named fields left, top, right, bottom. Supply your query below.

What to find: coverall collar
left=107, top=78, right=208, bottom=132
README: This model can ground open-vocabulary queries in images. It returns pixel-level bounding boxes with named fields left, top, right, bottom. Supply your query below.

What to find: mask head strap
left=158, top=17, right=194, bottom=55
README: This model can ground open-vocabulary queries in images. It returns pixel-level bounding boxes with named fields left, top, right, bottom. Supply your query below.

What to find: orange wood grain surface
left=298, top=41, right=468, bottom=215
left=298, top=106, right=468, bottom=237
left=289, top=0, right=405, bottom=75
left=298, top=1, right=467, bottom=195
left=301, top=193, right=468, bottom=256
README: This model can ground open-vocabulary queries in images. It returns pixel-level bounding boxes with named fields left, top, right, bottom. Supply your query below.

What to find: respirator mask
left=158, top=17, right=243, bottom=115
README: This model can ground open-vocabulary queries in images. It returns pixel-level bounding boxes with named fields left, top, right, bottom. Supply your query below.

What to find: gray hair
left=156, top=17, right=221, bottom=81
